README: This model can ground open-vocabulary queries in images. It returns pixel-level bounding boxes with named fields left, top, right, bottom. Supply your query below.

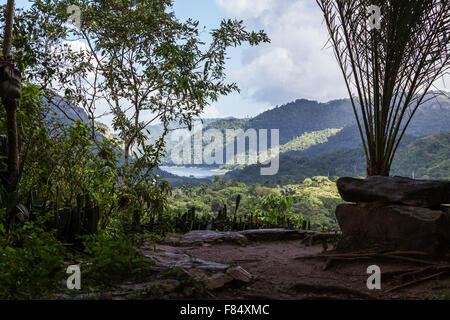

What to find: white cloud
left=201, top=105, right=222, bottom=119
left=216, top=0, right=273, bottom=19
left=216, top=0, right=350, bottom=105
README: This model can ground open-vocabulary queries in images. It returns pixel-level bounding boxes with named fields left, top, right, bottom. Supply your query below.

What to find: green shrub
left=82, top=232, right=154, bottom=286
left=0, top=219, right=65, bottom=299
left=251, top=194, right=296, bottom=226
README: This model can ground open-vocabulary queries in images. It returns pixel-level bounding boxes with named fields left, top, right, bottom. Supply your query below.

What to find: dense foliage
left=168, top=176, right=343, bottom=229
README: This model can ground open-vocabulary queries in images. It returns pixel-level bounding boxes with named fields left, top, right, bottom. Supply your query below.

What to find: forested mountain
left=44, top=94, right=90, bottom=125
left=225, top=131, right=450, bottom=184
left=222, top=127, right=344, bottom=171
left=282, top=125, right=361, bottom=159
left=390, top=131, right=450, bottom=179
left=163, top=94, right=450, bottom=167
left=164, top=98, right=356, bottom=163
left=244, top=98, right=355, bottom=145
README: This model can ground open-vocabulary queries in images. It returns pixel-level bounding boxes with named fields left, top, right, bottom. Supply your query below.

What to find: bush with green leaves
left=251, top=194, right=297, bottom=227
left=81, top=232, right=154, bottom=286
left=0, top=211, right=66, bottom=299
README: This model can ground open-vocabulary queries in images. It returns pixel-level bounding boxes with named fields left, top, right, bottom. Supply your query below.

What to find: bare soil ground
left=168, top=240, right=450, bottom=300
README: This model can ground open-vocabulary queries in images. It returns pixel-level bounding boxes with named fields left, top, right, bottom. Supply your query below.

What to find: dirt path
left=166, top=240, right=450, bottom=300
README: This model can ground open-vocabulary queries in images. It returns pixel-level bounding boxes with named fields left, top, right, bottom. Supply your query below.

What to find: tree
left=317, top=0, right=449, bottom=176
left=1, top=0, right=20, bottom=224
left=5, top=0, right=269, bottom=173
left=58, top=0, right=269, bottom=172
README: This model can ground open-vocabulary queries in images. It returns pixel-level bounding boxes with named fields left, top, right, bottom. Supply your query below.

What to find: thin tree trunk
left=2, top=0, right=19, bottom=224
left=124, top=142, right=129, bottom=166
left=3, top=98, right=19, bottom=191
left=366, top=159, right=390, bottom=177
left=3, top=0, right=15, bottom=58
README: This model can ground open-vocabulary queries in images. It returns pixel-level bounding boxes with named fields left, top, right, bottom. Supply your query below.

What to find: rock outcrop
left=337, top=176, right=450, bottom=207
left=170, top=229, right=340, bottom=247
left=336, top=204, right=450, bottom=255
left=336, top=176, right=450, bottom=255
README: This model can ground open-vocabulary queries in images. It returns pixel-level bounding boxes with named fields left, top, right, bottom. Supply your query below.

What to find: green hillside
left=225, top=131, right=450, bottom=185
left=279, top=128, right=342, bottom=153
left=222, top=127, right=343, bottom=171
left=283, top=124, right=361, bottom=159
left=390, top=131, right=450, bottom=179
left=246, top=98, right=355, bottom=145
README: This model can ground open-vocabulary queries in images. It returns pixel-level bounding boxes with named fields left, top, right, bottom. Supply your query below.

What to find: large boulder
left=335, top=204, right=450, bottom=255
left=337, top=176, right=450, bottom=207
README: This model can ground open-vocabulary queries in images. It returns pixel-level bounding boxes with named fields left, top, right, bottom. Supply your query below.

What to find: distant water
left=161, top=166, right=226, bottom=179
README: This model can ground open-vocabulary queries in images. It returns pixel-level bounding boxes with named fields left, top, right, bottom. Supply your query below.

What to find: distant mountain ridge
left=225, top=130, right=450, bottom=184
left=163, top=94, right=450, bottom=167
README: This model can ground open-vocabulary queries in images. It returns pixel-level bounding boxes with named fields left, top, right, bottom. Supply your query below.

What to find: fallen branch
left=385, top=271, right=448, bottom=293
left=387, top=251, right=433, bottom=257
left=292, top=282, right=378, bottom=300
left=378, top=254, right=443, bottom=266
left=322, top=256, right=372, bottom=270
left=296, top=250, right=448, bottom=267
left=381, top=266, right=432, bottom=281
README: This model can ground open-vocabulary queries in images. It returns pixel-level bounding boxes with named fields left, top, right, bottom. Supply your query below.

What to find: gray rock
left=190, top=257, right=230, bottom=271
left=146, top=251, right=229, bottom=271
left=337, top=176, right=450, bottom=207
left=304, top=231, right=342, bottom=241
left=204, top=273, right=234, bottom=290
left=336, top=204, right=450, bottom=255
left=204, top=266, right=253, bottom=290
left=181, top=230, right=247, bottom=245
left=239, top=228, right=308, bottom=241
left=226, top=266, right=253, bottom=283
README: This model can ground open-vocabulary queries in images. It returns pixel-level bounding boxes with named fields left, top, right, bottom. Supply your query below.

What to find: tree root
left=385, top=271, right=448, bottom=293
left=296, top=249, right=450, bottom=293
left=296, top=250, right=449, bottom=266
left=292, top=282, right=378, bottom=300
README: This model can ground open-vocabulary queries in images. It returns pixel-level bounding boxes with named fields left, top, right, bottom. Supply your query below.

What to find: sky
left=172, top=0, right=350, bottom=118
left=14, top=0, right=449, bottom=122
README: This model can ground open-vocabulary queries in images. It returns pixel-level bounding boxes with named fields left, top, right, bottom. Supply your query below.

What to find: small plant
left=426, top=291, right=450, bottom=300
